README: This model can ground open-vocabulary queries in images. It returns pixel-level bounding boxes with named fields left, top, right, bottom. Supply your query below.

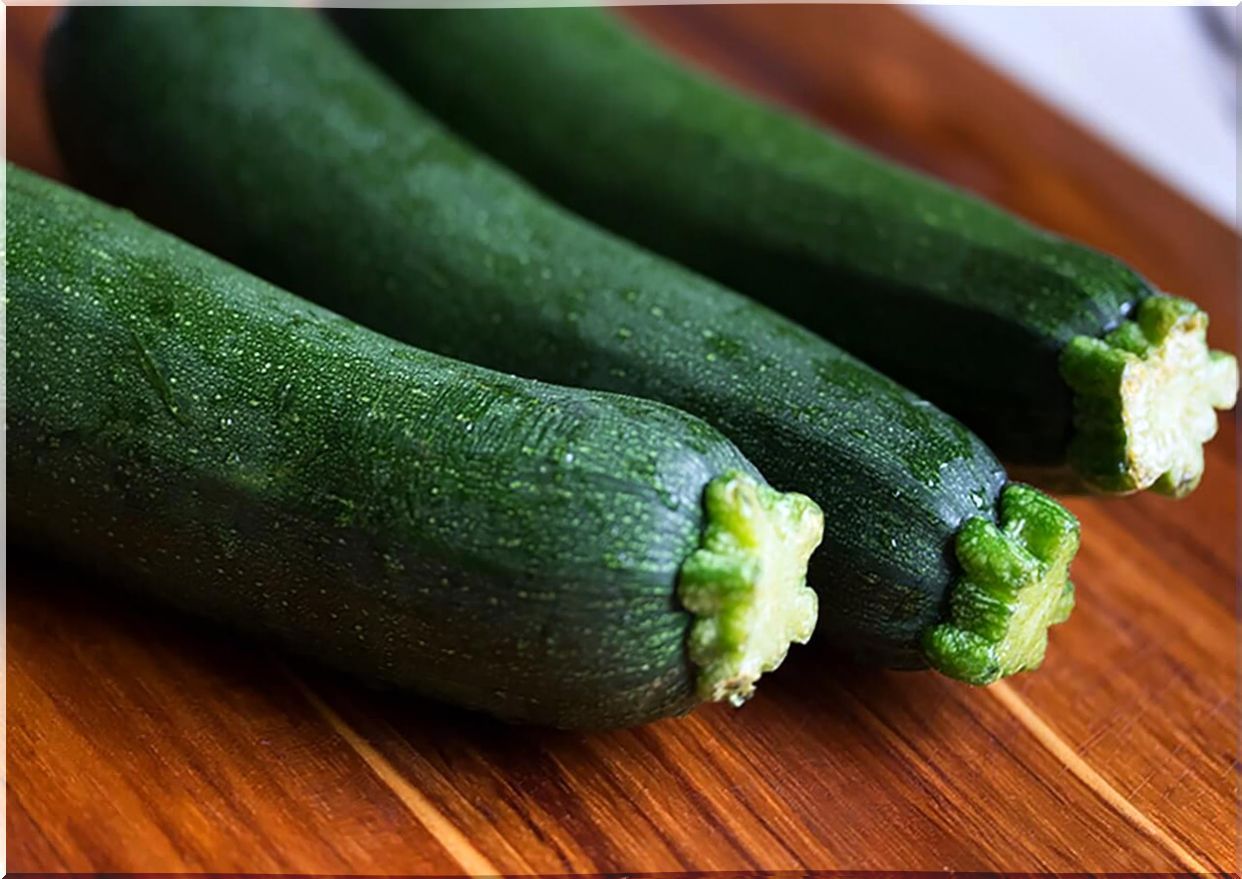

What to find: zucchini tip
left=678, top=471, right=823, bottom=706
left=1060, top=294, right=1238, bottom=497
left=922, top=483, right=1079, bottom=686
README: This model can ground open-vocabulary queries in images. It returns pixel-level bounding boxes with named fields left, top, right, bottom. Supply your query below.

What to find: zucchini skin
left=7, top=165, right=780, bottom=730
left=45, top=7, right=1014, bottom=671
left=329, top=7, right=1161, bottom=473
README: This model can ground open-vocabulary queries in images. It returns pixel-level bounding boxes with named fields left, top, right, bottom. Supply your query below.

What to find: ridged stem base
left=1061, top=294, right=1237, bottom=497
left=923, top=484, right=1079, bottom=685
left=678, top=471, right=822, bottom=706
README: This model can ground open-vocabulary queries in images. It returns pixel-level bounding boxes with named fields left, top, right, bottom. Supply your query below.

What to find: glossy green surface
left=46, top=6, right=1057, bottom=675
left=6, top=165, right=821, bottom=729
left=332, top=7, right=1233, bottom=491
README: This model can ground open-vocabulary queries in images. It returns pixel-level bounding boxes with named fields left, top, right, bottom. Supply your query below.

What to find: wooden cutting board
left=7, top=5, right=1237, bottom=873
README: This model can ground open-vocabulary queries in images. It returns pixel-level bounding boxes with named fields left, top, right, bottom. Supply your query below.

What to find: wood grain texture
left=6, top=4, right=1237, bottom=874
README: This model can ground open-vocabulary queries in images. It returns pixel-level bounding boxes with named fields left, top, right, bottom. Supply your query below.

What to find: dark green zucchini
left=333, top=7, right=1238, bottom=498
left=6, top=164, right=825, bottom=729
left=45, top=6, right=1079, bottom=683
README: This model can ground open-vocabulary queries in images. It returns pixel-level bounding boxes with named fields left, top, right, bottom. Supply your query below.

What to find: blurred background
left=916, top=5, right=1237, bottom=225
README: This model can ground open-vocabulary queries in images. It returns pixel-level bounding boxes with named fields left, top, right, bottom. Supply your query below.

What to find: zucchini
left=333, top=7, right=1238, bottom=498
left=6, top=164, right=824, bottom=729
left=45, top=5, right=1079, bottom=683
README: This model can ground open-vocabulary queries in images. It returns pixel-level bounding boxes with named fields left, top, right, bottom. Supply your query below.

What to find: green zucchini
left=6, top=164, right=824, bottom=729
left=333, top=7, right=1238, bottom=498
left=45, top=6, right=1079, bottom=683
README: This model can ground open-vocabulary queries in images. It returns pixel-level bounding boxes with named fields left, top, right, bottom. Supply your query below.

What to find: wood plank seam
left=988, top=681, right=1214, bottom=874
left=284, top=671, right=501, bottom=877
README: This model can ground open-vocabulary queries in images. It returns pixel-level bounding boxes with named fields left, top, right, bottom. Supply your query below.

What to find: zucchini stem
left=923, top=484, right=1078, bottom=685
left=678, top=471, right=822, bottom=706
left=1061, top=294, right=1238, bottom=497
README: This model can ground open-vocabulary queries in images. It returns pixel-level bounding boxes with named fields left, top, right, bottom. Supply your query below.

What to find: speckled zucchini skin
left=6, top=165, right=775, bottom=729
left=331, top=6, right=1157, bottom=473
left=45, top=6, right=1010, bottom=669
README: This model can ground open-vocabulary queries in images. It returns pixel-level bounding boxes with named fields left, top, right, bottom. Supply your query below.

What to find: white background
left=915, top=5, right=1237, bottom=226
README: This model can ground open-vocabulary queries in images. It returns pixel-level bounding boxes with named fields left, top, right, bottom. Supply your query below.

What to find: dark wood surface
left=6, top=5, right=1237, bottom=873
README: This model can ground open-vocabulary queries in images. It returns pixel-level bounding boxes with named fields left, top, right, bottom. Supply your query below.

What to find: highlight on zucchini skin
left=1061, top=295, right=1238, bottom=498
left=7, top=164, right=824, bottom=730
left=328, top=6, right=1237, bottom=499
left=924, top=484, right=1078, bottom=685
